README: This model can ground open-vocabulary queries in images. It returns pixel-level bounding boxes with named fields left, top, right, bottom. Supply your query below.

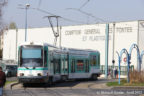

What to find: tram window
left=98, top=55, right=100, bottom=66
left=44, top=50, right=47, bottom=67
left=20, top=47, right=43, bottom=67
left=71, top=59, right=75, bottom=73
left=77, top=60, right=84, bottom=71
left=53, top=58, right=56, bottom=74
left=61, top=59, right=65, bottom=72
left=90, top=55, right=96, bottom=66
left=65, top=58, right=68, bottom=71
left=54, top=58, right=61, bottom=74
left=85, top=60, right=89, bottom=72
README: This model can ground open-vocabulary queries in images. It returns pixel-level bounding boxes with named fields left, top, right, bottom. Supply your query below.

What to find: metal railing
left=100, top=65, right=134, bottom=75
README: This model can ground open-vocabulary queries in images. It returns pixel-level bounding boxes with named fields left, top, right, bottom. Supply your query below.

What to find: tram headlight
left=20, top=73, right=24, bottom=76
left=37, top=73, right=42, bottom=76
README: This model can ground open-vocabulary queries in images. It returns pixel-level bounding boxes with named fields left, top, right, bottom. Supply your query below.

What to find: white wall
left=112, top=21, right=138, bottom=69
left=139, top=20, right=144, bottom=70
left=3, top=21, right=141, bottom=69
left=3, top=30, right=17, bottom=60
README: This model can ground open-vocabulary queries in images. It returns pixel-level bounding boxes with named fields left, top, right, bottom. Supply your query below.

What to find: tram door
left=53, top=55, right=61, bottom=74
left=61, top=55, right=68, bottom=74
left=77, top=60, right=84, bottom=72
left=85, top=60, right=89, bottom=72
left=64, top=56, right=68, bottom=74
left=71, top=59, right=75, bottom=73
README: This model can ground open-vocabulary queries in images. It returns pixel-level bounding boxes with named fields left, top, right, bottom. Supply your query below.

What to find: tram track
left=5, top=78, right=144, bottom=96
left=8, top=78, right=112, bottom=96
left=24, top=88, right=34, bottom=96
left=10, top=83, right=38, bottom=96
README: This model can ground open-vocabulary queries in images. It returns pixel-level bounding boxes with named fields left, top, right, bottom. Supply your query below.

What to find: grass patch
left=5, top=80, right=17, bottom=85
left=107, top=79, right=144, bottom=87
left=107, top=79, right=126, bottom=86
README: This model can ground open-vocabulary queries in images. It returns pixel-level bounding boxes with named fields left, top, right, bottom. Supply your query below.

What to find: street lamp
left=25, top=4, right=30, bottom=42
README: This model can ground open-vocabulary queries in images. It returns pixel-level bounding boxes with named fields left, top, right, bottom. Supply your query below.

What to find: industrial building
left=2, top=20, right=144, bottom=74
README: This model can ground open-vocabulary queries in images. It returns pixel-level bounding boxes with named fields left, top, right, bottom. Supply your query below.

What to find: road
left=3, top=77, right=144, bottom=96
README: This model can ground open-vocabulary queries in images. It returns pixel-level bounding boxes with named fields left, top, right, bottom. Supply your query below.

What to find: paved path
left=3, top=78, right=144, bottom=96
left=4, top=88, right=144, bottom=96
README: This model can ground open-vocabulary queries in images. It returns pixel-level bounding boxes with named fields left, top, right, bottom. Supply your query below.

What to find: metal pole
left=112, top=23, right=115, bottom=78
left=117, top=52, right=121, bottom=84
left=105, top=24, right=109, bottom=78
left=25, top=4, right=30, bottom=42
left=127, top=55, right=130, bottom=83
left=25, top=7, right=27, bottom=42
left=59, top=26, right=62, bottom=48
left=15, top=29, right=18, bottom=61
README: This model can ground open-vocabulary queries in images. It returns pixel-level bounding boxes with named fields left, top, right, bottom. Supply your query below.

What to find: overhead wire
left=37, top=0, right=42, bottom=8
left=36, top=8, right=56, bottom=16
left=66, top=8, right=106, bottom=23
left=67, top=0, right=107, bottom=23
left=78, top=9, right=106, bottom=22
left=28, top=0, right=91, bottom=24
left=79, top=0, right=90, bottom=10
left=34, top=8, right=86, bottom=24
left=25, top=0, right=107, bottom=25
left=30, top=7, right=86, bottom=45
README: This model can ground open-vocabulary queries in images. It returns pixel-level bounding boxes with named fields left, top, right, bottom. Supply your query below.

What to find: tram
left=17, top=42, right=101, bottom=84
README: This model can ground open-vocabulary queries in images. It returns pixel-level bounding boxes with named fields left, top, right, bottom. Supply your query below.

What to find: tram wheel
left=61, top=75, right=67, bottom=81
left=91, top=74, right=98, bottom=80
left=48, top=77, right=53, bottom=86
left=23, top=83, right=29, bottom=87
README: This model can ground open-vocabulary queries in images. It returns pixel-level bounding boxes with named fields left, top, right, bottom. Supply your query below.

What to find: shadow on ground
left=23, top=79, right=97, bottom=88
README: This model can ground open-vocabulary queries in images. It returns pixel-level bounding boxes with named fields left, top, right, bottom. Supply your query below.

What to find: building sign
left=82, top=36, right=111, bottom=41
left=65, top=30, right=81, bottom=35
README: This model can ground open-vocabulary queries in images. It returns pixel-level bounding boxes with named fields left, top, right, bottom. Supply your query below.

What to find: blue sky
left=3, top=0, right=144, bottom=28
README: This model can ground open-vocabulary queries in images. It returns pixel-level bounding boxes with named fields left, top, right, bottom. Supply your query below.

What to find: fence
left=101, top=65, right=134, bottom=75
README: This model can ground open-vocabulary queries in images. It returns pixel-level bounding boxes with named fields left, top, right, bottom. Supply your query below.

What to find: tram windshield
left=20, top=45, right=43, bottom=67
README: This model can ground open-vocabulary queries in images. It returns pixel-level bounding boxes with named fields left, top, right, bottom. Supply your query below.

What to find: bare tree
left=0, top=0, right=8, bottom=33
left=0, top=0, right=8, bottom=58
left=9, top=22, right=17, bottom=29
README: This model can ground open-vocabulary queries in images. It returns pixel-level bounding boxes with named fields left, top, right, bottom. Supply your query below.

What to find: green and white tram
left=17, top=42, right=101, bottom=84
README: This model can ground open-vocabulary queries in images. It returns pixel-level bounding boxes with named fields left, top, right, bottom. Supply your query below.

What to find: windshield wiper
left=23, top=65, right=29, bottom=69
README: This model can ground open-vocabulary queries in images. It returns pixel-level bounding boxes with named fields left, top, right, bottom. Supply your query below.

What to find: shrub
left=130, top=70, right=144, bottom=84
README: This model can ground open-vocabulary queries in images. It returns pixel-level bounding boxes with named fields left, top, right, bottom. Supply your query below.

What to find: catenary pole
left=105, top=24, right=109, bottom=78
left=25, top=4, right=30, bottom=42
left=112, top=23, right=115, bottom=78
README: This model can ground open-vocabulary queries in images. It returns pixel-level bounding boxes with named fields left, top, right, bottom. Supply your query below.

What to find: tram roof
left=68, top=48, right=99, bottom=53
left=20, top=42, right=99, bottom=53
left=20, top=42, right=57, bottom=47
